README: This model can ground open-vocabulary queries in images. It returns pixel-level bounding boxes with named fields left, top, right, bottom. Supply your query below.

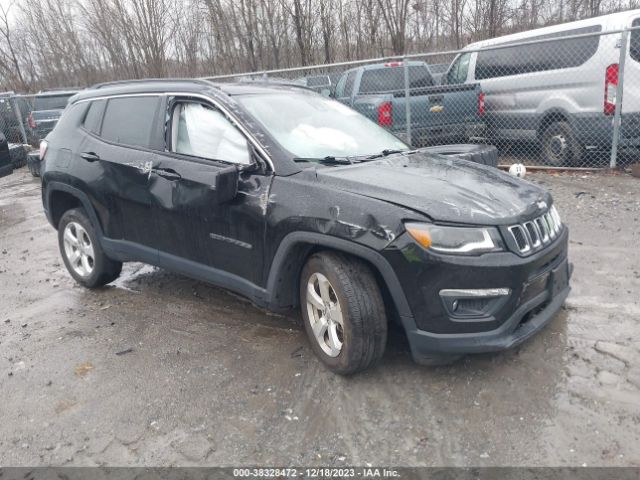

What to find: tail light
left=378, top=101, right=392, bottom=127
left=478, top=92, right=486, bottom=116
left=28, top=112, right=36, bottom=129
left=384, top=62, right=403, bottom=67
left=39, top=140, right=48, bottom=160
left=604, top=63, right=619, bottom=115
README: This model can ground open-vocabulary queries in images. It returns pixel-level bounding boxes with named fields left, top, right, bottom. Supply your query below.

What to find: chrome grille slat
left=508, top=209, right=562, bottom=255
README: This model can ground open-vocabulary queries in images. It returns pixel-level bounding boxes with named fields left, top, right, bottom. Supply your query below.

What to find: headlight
left=404, top=222, right=505, bottom=255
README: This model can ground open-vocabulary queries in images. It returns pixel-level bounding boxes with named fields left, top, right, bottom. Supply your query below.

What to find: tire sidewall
left=299, top=256, right=359, bottom=373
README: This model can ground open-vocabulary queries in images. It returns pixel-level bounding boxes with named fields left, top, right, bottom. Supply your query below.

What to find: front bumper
left=406, top=271, right=570, bottom=362
left=383, top=227, right=571, bottom=363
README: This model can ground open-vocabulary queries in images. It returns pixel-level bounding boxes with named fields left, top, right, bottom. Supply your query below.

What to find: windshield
left=236, top=92, right=408, bottom=159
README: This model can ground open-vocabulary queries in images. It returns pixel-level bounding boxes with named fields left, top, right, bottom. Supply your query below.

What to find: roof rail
left=230, top=78, right=314, bottom=92
left=90, top=78, right=219, bottom=90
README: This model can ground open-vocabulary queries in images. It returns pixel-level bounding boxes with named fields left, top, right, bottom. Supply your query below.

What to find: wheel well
left=271, top=244, right=399, bottom=324
left=538, top=112, right=569, bottom=139
left=49, top=190, right=83, bottom=229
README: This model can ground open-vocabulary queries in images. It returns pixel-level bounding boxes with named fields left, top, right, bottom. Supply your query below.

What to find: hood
left=315, top=153, right=552, bottom=225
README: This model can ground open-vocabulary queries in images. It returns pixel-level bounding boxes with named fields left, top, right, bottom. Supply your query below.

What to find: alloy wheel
left=305, top=272, right=345, bottom=357
left=62, top=221, right=95, bottom=277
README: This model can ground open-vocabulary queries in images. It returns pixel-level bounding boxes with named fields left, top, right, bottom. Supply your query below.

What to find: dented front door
left=148, top=153, right=272, bottom=286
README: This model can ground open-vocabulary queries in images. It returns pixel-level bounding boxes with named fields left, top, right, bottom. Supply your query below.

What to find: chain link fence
left=205, top=25, right=640, bottom=169
left=2, top=23, right=639, bottom=169
left=0, top=93, right=33, bottom=145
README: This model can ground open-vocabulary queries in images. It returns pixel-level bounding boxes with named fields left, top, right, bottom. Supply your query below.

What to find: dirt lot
left=1, top=167, right=639, bottom=467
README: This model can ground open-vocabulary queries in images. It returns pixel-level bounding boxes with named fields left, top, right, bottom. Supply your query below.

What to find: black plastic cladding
left=41, top=79, right=570, bottom=361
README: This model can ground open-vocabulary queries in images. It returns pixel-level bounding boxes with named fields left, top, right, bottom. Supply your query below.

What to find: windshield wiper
left=365, top=149, right=409, bottom=160
left=293, top=156, right=353, bottom=165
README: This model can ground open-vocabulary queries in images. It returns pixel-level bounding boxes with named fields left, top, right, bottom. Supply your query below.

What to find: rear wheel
left=541, top=121, right=583, bottom=167
left=58, top=208, right=122, bottom=288
left=300, top=252, right=387, bottom=374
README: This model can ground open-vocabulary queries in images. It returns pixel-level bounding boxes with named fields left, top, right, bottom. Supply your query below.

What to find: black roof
left=71, top=78, right=314, bottom=104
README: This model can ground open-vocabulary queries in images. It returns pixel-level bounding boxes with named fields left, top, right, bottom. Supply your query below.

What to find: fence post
left=403, top=56, right=412, bottom=147
left=610, top=29, right=629, bottom=169
left=10, top=97, right=28, bottom=145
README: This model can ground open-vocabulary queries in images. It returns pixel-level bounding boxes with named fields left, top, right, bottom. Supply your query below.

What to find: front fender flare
left=265, top=232, right=412, bottom=319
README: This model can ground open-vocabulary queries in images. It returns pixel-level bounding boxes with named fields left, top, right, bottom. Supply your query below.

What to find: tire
left=58, top=208, right=122, bottom=288
left=8, top=144, right=27, bottom=168
left=422, top=143, right=499, bottom=167
left=26, top=153, right=40, bottom=177
left=541, top=121, right=583, bottom=167
left=299, top=252, right=387, bottom=375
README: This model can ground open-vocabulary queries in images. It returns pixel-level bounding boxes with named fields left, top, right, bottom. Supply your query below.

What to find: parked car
left=0, top=132, right=13, bottom=178
left=333, top=61, right=485, bottom=146
left=0, top=92, right=31, bottom=144
left=299, top=74, right=333, bottom=95
left=28, top=89, right=78, bottom=144
left=443, top=9, right=640, bottom=166
left=41, top=80, right=570, bottom=374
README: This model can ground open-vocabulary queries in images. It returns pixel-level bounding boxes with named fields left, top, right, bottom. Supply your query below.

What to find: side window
left=170, top=102, right=251, bottom=165
left=447, top=53, right=471, bottom=84
left=343, top=71, right=357, bottom=97
left=101, top=96, right=159, bottom=148
left=334, top=74, right=347, bottom=97
left=631, top=18, right=640, bottom=63
left=82, top=100, right=106, bottom=134
left=476, top=25, right=601, bottom=80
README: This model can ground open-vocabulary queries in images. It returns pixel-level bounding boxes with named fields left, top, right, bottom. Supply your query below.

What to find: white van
left=444, top=10, right=640, bottom=166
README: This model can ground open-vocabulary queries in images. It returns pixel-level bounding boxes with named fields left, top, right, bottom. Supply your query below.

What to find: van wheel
left=300, top=252, right=387, bottom=375
left=541, top=121, right=583, bottom=167
left=58, top=208, right=122, bottom=288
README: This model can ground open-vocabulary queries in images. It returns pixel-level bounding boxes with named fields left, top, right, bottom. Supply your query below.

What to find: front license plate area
left=550, top=260, right=569, bottom=297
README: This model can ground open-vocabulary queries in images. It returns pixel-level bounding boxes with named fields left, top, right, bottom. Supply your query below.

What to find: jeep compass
left=41, top=79, right=571, bottom=374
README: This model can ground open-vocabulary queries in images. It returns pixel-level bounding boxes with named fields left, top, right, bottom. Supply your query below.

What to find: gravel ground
left=0, top=167, right=639, bottom=467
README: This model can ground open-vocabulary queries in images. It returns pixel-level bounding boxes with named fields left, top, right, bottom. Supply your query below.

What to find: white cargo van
left=444, top=10, right=640, bottom=166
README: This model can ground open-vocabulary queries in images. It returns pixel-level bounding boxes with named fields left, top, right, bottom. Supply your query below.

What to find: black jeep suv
left=41, top=79, right=571, bottom=374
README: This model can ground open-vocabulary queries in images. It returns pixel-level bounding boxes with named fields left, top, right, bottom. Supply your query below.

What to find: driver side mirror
left=214, top=165, right=239, bottom=204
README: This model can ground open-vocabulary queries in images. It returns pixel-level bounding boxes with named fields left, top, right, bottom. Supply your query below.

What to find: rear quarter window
left=82, top=100, right=106, bottom=134
left=475, top=25, right=602, bottom=80
left=100, top=96, right=160, bottom=148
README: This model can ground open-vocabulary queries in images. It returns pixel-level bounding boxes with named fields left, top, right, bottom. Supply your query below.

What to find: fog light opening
left=439, top=288, right=511, bottom=319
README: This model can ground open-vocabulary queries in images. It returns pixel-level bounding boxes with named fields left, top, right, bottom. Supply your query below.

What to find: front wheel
left=58, top=208, right=122, bottom=288
left=300, top=252, right=387, bottom=375
left=541, top=121, right=583, bottom=167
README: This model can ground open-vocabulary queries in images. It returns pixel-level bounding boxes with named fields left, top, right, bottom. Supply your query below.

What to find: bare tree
left=0, top=0, right=637, bottom=92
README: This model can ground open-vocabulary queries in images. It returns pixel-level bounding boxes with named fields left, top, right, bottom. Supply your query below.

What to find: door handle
left=80, top=151, right=100, bottom=162
left=152, top=167, right=182, bottom=181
